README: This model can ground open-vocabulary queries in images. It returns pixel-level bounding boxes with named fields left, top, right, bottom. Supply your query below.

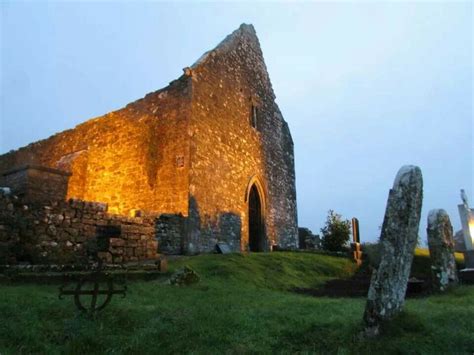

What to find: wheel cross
left=59, top=226, right=127, bottom=312
left=59, top=261, right=127, bottom=313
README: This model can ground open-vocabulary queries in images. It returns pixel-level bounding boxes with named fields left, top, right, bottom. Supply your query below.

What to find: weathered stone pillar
left=427, top=209, right=458, bottom=291
left=363, top=165, right=423, bottom=336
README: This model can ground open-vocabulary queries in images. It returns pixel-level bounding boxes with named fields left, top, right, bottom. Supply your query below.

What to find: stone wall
left=156, top=210, right=241, bottom=255
left=0, top=78, right=192, bottom=216
left=1, top=165, right=71, bottom=203
left=0, top=190, right=159, bottom=265
left=0, top=24, right=298, bottom=256
left=186, top=24, right=298, bottom=252
left=156, top=214, right=186, bottom=254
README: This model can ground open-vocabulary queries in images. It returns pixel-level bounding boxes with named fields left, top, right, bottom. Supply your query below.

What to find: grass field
left=1, top=250, right=473, bottom=354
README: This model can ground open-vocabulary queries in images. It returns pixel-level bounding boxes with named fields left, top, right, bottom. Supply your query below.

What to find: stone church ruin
left=0, top=24, right=298, bottom=265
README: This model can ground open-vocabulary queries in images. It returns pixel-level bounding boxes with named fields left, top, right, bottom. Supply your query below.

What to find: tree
left=320, top=210, right=351, bottom=252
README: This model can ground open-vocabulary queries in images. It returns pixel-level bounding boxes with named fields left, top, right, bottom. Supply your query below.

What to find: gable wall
left=186, top=26, right=298, bottom=253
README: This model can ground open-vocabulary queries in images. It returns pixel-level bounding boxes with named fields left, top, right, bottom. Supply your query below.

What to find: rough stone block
left=109, top=238, right=125, bottom=247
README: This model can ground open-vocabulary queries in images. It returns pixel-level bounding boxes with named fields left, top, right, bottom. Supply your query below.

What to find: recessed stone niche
left=1, top=165, right=71, bottom=203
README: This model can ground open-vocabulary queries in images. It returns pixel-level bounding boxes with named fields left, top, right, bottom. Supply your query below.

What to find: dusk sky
left=1, top=1, right=472, bottom=244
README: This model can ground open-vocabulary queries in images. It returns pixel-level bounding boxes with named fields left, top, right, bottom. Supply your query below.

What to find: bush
left=320, top=210, right=351, bottom=252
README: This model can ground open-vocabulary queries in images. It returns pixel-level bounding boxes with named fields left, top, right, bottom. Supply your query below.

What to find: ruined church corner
left=0, top=24, right=298, bottom=264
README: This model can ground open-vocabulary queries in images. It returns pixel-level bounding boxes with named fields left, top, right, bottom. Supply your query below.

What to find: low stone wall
left=0, top=190, right=159, bottom=265
left=1, top=165, right=71, bottom=203
left=298, top=227, right=321, bottom=250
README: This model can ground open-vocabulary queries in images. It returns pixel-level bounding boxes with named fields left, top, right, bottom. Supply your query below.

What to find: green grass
left=1, top=251, right=473, bottom=354
left=410, top=248, right=465, bottom=278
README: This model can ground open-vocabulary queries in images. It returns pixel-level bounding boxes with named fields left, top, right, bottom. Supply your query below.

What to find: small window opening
left=176, top=155, right=185, bottom=168
left=250, top=105, right=259, bottom=130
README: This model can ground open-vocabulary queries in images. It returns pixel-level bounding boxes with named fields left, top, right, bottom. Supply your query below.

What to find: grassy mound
left=169, top=251, right=357, bottom=290
left=0, top=251, right=473, bottom=353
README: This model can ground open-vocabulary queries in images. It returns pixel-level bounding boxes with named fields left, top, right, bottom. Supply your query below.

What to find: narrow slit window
left=251, top=105, right=258, bottom=130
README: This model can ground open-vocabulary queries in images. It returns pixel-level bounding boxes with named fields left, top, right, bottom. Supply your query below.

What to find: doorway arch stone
left=244, top=176, right=267, bottom=252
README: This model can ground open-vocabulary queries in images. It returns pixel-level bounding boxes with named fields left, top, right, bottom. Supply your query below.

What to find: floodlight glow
left=469, top=220, right=474, bottom=243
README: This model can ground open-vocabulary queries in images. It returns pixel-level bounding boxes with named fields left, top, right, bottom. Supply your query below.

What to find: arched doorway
left=248, top=184, right=264, bottom=252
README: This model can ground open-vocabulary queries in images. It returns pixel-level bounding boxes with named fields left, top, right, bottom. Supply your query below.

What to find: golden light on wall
left=469, top=220, right=474, bottom=244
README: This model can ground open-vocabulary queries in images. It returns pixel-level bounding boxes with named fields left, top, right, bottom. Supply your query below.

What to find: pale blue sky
left=1, top=1, right=472, bottom=243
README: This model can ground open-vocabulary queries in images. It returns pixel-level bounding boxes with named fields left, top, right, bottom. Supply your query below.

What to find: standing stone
left=427, top=209, right=458, bottom=291
left=363, top=165, right=423, bottom=336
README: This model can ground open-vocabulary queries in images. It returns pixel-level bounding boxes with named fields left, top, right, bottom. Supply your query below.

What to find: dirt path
left=293, top=266, right=431, bottom=298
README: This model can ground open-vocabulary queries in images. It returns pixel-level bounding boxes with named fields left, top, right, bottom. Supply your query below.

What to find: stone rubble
left=169, top=266, right=200, bottom=286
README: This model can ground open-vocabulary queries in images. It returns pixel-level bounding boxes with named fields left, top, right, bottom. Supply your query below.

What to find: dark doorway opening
left=249, top=184, right=264, bottom=252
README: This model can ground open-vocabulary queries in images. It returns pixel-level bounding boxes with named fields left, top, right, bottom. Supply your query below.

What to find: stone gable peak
left=190, top=23, right=263, bottom=70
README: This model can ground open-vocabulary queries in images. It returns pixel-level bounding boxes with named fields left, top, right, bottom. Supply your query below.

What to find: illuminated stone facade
left=0, top=24, right=298, bottom=257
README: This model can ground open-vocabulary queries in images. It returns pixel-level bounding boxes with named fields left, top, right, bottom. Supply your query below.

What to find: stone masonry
left=427, top=209, right=458, bottom=291
left=2, top=165, right=71, bottom=203
left=0, top=190, right=158, bottom=265
left=0, top=24, right=298, bottom=260
left=186, top=24, right=298, bottom=252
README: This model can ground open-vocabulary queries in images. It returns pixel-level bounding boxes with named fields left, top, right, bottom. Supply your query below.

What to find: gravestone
left=457, top=189, right=474, bottom=283
left=457, top=190, right=474, bottom=265
left=351, top=218, right=362, bottom=265
left=363, top=165, right=423, bottom=336
left=427, top=209, right=458, bottom=291
left=216, top=242, right=232, bottom=254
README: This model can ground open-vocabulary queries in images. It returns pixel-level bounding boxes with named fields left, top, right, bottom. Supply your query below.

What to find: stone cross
left=363, top=165, right=423, bottom=336
left=352, top=217, right=360, bottom=243
left=457, top=190, right=474, bottom=270
left=461, top=189, right=469, bottom=208
left=458, top=189, right=473, bottom=252
left=351, top=218, right=362, bottom=265
left=457, top=190, right=474, bottom=284
left=427, top=209, right=458, bottom=291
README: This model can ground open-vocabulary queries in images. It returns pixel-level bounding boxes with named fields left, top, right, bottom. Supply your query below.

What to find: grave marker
left=427, top=209, right=458, bottom=291
left=351, top=218, right=362, bottom=265
left=363, top=165, right=423, bottom=336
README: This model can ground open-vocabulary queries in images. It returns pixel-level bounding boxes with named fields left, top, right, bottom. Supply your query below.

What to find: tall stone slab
left=457, top=189, right=474, bottom=269
left=458, top=205, right=474, bottom=252
left=363, top=165, right=423, bottom=336
left=427, top=209, right=458, bottom=291
left=351, top=217, right=362, bottom=265
left=457, top=190, right=474, bottom=282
